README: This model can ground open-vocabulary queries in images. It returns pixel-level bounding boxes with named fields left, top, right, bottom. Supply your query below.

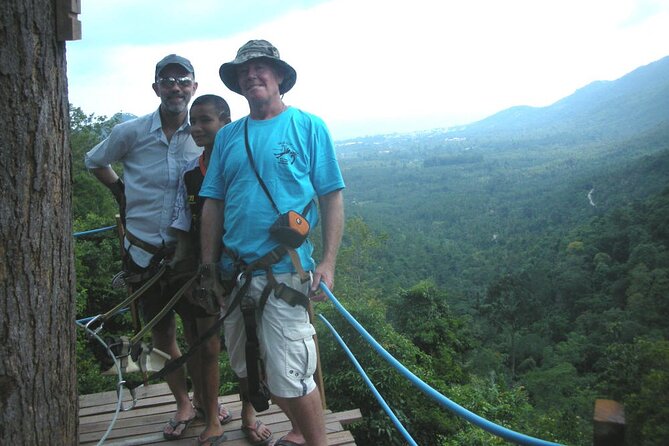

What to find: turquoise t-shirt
left=200, top=107, right=345, bottom=273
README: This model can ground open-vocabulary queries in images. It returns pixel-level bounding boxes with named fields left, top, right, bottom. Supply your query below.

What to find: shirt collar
left=149, top=107, right=191, bottom=133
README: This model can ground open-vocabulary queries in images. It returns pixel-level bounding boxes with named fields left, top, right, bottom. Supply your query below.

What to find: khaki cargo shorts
left=224, top=272, right=317, bottom=398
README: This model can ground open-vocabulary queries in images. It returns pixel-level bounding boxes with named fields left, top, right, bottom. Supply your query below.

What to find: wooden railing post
left=307, top=302, right=327, bottom=409
left=593, top=399, right=625, bottom=446
left=55, top=0, right=82, bottom=41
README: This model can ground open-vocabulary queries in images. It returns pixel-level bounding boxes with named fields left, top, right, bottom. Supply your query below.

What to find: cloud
left=67, top=0, right=669, bottom=139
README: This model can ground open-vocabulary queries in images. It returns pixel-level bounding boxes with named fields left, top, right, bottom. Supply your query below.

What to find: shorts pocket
left=283, top=324, right=317, bottom=380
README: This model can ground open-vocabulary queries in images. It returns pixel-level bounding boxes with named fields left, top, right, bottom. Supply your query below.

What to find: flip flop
left=195, top=403, right=233, bottom=424
left=162, top=415, right=195, bottom=440
left=197, top=432, right=227, bottom=446
left=273, top=435, right=305, bottom=446
left=218, top=404, right=233, bottom=424
left=241, top=419, right=274, bottom=446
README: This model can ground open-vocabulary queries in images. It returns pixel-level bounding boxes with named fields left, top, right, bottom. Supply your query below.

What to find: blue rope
left=73, top=225, right=117, bottom=238
left=319, top=283, right=563, bottom=446
left=77, top=308, right=129, bottom=325
left=317, top=314, right=418, bottom=446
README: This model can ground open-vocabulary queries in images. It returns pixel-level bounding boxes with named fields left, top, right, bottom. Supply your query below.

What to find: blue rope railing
left=319, top=283, right=563, bottom=446
left=73, top=225, right=117, bottom=238
left=318, top=314, right=418, bottom=446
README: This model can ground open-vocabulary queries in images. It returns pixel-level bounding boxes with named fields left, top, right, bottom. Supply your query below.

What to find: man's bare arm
left=312, top=189, right=344, bottom=294
left=200, top=198, right=225, bottom=264
left=198, top=197, right=226, bottom=309
left=89, top=166, right=119, bottom=186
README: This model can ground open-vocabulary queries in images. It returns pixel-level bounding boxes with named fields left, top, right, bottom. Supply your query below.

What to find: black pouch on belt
left=269, top=210, right=310, bottom=249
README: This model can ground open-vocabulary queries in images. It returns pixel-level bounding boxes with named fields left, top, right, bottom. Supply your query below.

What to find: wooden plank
left=326, top=408, right=363, bottom=426
left=80, top=383, right=359, bottom=445
left=80, top=391, right=242, bottom=419
left=325, top=430, right=357, bottom=446
left=81, top=403, right=285, bottom=443
left=80, top=396, right=246, bottom=434
left=79, top=382, right=172, bottom=407
left=80, top=393, right=179, bottom=417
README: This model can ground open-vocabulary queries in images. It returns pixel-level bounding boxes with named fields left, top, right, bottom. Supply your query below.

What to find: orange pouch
left=269, top=210, right=310, bottom=249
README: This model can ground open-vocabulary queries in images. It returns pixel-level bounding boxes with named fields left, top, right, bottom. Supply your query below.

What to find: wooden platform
left=79, top=383, right=362, bottom=445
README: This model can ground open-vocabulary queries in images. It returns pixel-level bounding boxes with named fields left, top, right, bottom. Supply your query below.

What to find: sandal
left=162, top=415, right=195, bottom=440
left=241, top=419, right=274, bottom=446
left=197, top=432, right=227, bottom=446
left=195, top=403, right=233, bottom=425
left=273, top=435, right=305, bottom=446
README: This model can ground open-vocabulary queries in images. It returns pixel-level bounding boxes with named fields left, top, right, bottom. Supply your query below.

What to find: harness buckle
left=241, top=297, right=256, bottom=312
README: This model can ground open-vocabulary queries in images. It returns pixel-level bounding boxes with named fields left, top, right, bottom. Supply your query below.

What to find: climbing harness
left=84, top=223, right=196, bottom=391
left=225, top=246, right=311, bottom=412
left=121, top=274, right=243, bottom=391
left=98, top=336, right=170, bottom=376
left=86, top=270, right=196, bottom=381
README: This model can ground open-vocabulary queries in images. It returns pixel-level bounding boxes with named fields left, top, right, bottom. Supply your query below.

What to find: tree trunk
left=0, top=1, right=77, bottom=444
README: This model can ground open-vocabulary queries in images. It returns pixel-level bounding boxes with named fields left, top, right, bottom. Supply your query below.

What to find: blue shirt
left=85, top=108, right=201, bottom=267
left=200, top=107, right=345, bottom=273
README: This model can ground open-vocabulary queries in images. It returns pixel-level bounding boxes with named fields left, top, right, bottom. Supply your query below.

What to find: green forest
left=72, top=57, right=669, bottom=445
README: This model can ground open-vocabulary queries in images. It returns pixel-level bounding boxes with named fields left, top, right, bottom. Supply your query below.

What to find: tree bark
left=0, top=0, right=77, bottom=444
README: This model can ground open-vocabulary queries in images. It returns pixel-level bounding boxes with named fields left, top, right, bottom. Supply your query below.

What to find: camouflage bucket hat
left=219, top=39, right=297, bottom=95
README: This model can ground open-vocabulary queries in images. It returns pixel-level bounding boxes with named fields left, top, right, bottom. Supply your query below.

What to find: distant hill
left=336, top=55, right=669, bottom=152
left=449, top=55, right=669, bottom=142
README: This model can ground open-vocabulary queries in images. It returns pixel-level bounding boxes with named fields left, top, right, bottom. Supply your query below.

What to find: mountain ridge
left=446, top=55, right=669, bottom=141
left=337, top=55, right=669, bottom=146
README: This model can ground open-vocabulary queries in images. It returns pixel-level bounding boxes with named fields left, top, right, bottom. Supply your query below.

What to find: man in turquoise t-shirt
left=199, top=40, right=344, bottom=446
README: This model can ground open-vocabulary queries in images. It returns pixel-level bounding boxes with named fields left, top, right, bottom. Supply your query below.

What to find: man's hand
left=310, top=260, right=335, bottom=302
left=168, top=254, right=196, bottom=274
left=194, top=263, right=226, bottom=314
left=107, top=178, right=126, bottom=225
left=167, top=232, right=196, bottom=274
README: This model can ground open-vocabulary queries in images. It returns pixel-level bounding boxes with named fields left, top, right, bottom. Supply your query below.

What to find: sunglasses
left=157, top=76, right=193, bottom=88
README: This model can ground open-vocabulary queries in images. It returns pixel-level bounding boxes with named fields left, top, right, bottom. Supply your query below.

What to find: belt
left=126, top=230, right=162, bottom=255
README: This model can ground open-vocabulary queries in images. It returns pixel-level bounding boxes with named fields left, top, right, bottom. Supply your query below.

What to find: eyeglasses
left=157, top=76, right=193, bottom=88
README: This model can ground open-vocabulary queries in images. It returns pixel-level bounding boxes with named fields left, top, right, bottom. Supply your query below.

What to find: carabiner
left=84, top=314, right=105, bottom=334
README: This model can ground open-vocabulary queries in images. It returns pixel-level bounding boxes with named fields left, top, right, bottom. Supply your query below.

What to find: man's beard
left=162, top=96, right=188, bottom=114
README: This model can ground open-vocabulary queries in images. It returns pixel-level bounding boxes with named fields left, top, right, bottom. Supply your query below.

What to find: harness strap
left=99, top=265, right=167, bottom=323
left=128, top=275, right=197, bottom=345
left=257, top=269, right=310, bottom=313
left=125, top=230, right=163, bottom=255
left=124, top=283, right=246, bottom=390
left=242, top=301, right=270, bottom=412
left=286, top=248, right=310, bottom=283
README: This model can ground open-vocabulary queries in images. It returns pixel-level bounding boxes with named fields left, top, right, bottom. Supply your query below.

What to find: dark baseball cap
left=155, top=54, right=194, bottom=79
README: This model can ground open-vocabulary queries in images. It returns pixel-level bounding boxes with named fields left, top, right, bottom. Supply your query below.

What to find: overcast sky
left=66, top=0, right=669, bottom=140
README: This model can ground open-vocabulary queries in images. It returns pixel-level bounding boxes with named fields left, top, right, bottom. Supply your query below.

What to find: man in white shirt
left=85, top=54, right=205, bottom=440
